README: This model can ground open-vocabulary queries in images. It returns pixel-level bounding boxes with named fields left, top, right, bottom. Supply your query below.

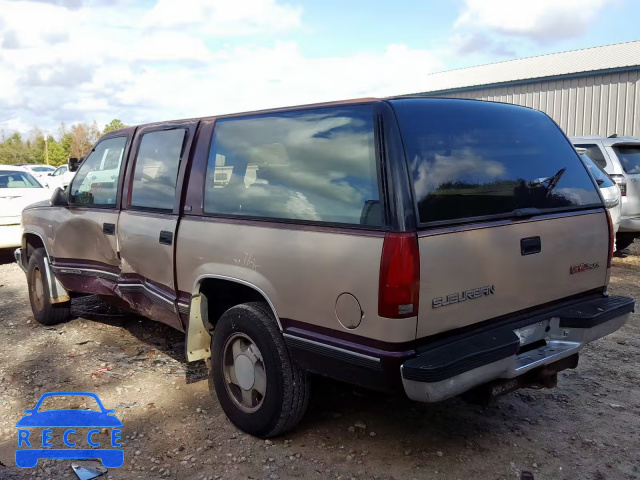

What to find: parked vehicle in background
left=20, top=164, right=56, bottom=183
left=576, top=147, right=621, bottom=247
left=571, top=135, right=640, bottom=251
left=0, top=166, right=51, bottom=248
left=46, top=164, right=75, bottom=190
left=16, top=98, right=633, bottom=438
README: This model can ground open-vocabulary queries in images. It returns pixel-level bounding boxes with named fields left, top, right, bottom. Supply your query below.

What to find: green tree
left=47, top=140, right=68, bottom=165
left=103, top=119, right=127, bottom=134
left=0, top=132, right=31, bottom=165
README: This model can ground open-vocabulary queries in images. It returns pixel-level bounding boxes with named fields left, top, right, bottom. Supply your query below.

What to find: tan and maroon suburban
left=15, top=97, right=635, bottom=437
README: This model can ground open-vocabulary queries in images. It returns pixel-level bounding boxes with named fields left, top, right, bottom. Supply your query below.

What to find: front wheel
left=27, top=248, right=71, bottom=325
left=209, top=302, right=310, bottom=438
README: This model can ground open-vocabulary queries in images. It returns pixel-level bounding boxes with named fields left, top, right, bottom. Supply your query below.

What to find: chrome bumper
left=401, top=296, right=633, bottom=403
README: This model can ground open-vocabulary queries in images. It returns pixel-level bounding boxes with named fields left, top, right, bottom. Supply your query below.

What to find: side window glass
left=203, top=106, right=380, bottom=226
left=574, top=144, right=608, bottom=169
left=69, top=136, right=127, bottom=207
left=130, top=129, right=187, bottom=211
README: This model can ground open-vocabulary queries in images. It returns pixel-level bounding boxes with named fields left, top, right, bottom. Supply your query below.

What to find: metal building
left=413, top=41, right=640, bottom=138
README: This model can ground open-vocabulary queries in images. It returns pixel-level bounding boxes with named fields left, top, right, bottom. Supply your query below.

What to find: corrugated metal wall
left=434, top=69, right=640, bottom=138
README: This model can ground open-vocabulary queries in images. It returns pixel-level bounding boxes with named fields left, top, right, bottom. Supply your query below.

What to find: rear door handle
left=521, top=236, right=541, bottom=256
left=103, top=223, right=116, bottom=235
left=159, top=230, right=173, bottom=246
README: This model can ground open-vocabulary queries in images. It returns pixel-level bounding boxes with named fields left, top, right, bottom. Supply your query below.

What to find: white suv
left=571, top=135, right=640, bottom=251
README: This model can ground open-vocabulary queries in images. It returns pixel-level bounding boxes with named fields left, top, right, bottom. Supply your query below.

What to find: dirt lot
left=0, top=248, right=639, bottom=480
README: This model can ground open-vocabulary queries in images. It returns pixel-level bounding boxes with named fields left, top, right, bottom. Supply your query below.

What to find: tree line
left=0, top=119, right=127, bottom=166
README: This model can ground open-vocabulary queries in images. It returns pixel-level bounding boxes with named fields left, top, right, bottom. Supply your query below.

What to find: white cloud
left=0, top=0, right=444, bottom=135
left=141, top=0, right=302, bottom=35
left=455, top=0, right=612, bottom=43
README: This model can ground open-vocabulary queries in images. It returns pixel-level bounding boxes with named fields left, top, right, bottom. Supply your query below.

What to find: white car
left=577, top=148, right=622, bottom=247
left=0, top=166, right=52, bottom=249
left=20, top=164, right=56, bottom=182
left=46, top=164, right=76, bottom=190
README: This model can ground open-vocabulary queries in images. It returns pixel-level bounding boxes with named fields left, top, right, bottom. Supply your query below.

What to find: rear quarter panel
left=175, top=218, right=418, bottom=343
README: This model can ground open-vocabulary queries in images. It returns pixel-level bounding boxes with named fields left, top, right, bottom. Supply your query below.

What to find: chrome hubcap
left=32, top=268, right=44, bottom=311
left=222, top=333, right=266, bottom=413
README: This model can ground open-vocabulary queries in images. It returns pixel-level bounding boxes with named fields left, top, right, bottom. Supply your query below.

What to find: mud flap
left=186, top=294, right=212, bottom=362
left=43, top=256, right=70, bottom=304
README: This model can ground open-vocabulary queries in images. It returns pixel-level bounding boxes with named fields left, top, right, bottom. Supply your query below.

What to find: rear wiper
left=544, top=167, right=567, bottom=197
left=527, top=168, right=567, bottom=197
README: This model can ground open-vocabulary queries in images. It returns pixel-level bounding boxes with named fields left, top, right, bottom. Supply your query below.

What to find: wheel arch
left=22, top=231, right=49, bottom=261
left=194, top=275, right=282, bottom=331
left=185, top=275, right=282, bottom=363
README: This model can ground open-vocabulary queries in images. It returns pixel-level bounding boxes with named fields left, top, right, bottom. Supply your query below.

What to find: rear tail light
left=378, top=233, right=420, bottom=318
left=610, top=174, right=626, bottom=196
left=606, top=209, right=614, bottom=268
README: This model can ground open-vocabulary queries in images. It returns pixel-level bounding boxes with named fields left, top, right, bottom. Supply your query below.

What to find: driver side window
left=69, top=136, right=127, bottom=207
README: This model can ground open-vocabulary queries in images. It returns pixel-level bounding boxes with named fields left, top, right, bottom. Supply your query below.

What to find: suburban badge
left=432, top=285, right=495, bottom=309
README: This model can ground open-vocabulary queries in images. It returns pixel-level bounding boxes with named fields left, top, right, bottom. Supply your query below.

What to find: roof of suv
left=570, top=135, right=640, bottom=147
left=114, top=96, right=541, bottom=132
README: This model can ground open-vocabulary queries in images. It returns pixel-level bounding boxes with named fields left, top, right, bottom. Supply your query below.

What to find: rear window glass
left=580, top=154, right=615, bottom=188
left=203, top=105, right=380, bottom=226
left=0, top=171, right=41, bottom=188
left=614, top=146, right=640, bottom=174
left=574, top=144, right=608, bottom=169
left=391, top=99, right=601, bottom=225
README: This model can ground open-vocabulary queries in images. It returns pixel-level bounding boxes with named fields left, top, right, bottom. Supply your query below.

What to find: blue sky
left=0, top=0, right=638, bottom=135
left=297, top=0, right=639, bottom=68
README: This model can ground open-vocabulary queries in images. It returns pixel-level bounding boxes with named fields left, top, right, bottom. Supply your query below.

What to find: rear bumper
left=618, top=215, right=640, bottom=233
left=0, top=224, right=22, bottom=249
left=401, top=295, right=634, bottom=403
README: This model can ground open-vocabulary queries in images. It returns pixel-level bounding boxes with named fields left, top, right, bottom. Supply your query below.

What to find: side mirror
left=68, top=157, right=82, bottom=172
left=48, top=172, right=53, bottom=176
left=50, top=187, right=69, bottom=207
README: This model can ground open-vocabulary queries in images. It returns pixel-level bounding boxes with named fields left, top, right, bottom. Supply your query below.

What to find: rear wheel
left=209, top=302, right=310, bottom=438
left=27, top=248, right=71, bottom=325
left=616, top=233, right=636, bottom=252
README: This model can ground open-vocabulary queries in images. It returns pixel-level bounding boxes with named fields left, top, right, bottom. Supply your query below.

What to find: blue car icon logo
left=15, top=391, right=123, bottom=468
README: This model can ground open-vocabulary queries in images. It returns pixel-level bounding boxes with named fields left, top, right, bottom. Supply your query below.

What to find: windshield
left=580, top=154, right=615, bottom=188
left=0, top=170, right=42, bottom=188
left=614, top=146, right=640, bottom=174
left=391, top=99, right=602, bottom=224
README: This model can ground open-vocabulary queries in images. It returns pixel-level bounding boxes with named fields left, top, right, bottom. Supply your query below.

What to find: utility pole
left=44, top=135, right=49, bottom=165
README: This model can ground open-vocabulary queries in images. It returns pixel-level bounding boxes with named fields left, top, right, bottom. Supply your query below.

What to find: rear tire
left=27, top=248, right=71, bottom=325
left=616, top=233, right=636, bottom=252
left=209, top=302, right=310, bottom=438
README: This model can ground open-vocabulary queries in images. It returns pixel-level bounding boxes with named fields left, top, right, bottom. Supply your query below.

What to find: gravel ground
left=0, top=246, right=639, bottom=480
